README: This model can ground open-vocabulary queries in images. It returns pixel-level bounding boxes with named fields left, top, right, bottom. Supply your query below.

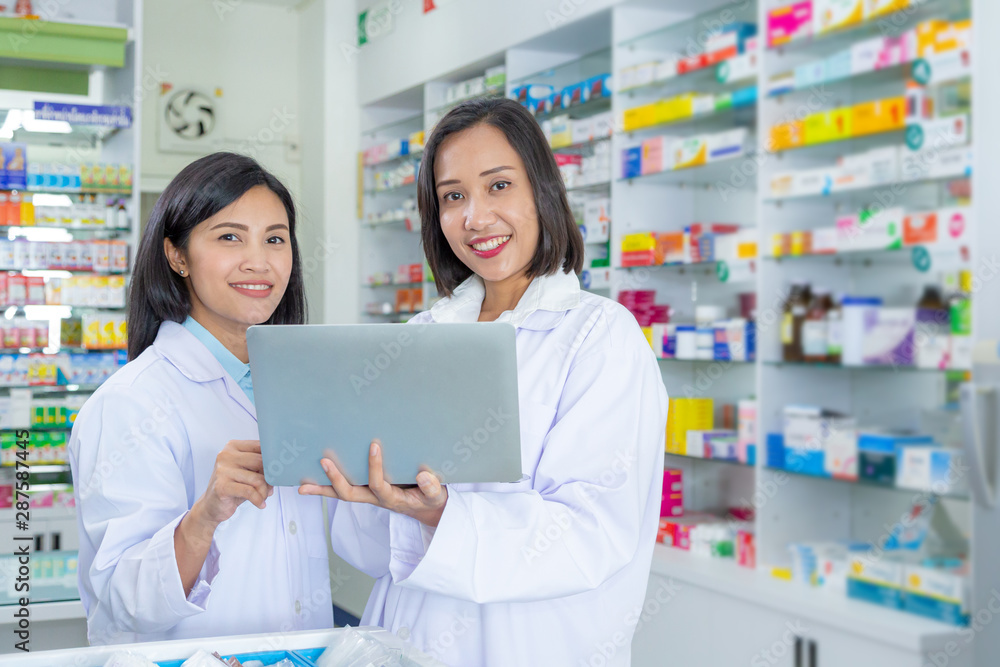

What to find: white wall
left=355, top=0, right=621, bottom=104
left=140, top=0, right=302, bottom=198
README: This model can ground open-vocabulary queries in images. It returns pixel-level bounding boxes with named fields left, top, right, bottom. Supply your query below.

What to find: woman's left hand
left=299, top=440, right=448, bottom=528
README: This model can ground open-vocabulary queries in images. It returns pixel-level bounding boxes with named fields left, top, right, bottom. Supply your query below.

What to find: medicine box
left=865, top=0, right=910, bottom=18
left=673, top=136, right=708, bottom=169
left=847, top=555, right=904, bottom=609
left=851, top=97, right=906, bottom=136
left=861, top=307, right=916, bottom=366
left=767, top=2, right=813, bottom=48
left=896, top=446, right=963, bottom=494
left=661, top=468, right=683, bottom=517
left=901, top=564, right=969, bottom=626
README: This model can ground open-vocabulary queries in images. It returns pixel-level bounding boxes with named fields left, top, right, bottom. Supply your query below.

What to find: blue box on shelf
left=785, top=447, right=827, bottom=476
left=731, top=85, right=758, bottom=109
left=847, top=577, right=902, bottom=610
left=902, top=591, right=969, bottom=626
left=747, top=444, right=756, bottom=466
left=766, top=433, right=785, bottom=468
left=622, top=146, right=642, bottom=179
left=584, top=73, right=613, bottom=102
left=858, top=432, right=934, bottom=484
left=825, top=49, right=853, bottom=83
left=560, top=82, right=585, bottom=109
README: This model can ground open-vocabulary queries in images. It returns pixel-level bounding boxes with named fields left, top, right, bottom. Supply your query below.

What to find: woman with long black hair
left=68, top=153, right=331, bottom=645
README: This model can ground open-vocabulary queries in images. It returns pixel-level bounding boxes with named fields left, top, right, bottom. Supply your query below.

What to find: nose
left=240, top=242, right=271, bottom=273
left=464, top=192, right=498, bottom=231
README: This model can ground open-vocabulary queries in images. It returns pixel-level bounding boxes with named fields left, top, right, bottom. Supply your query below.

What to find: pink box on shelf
left=661, top=468, right=683, bottom=517
left=767, top=1, right=814, bottom=48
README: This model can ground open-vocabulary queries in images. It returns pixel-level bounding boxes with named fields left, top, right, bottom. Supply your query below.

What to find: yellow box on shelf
left=642, top=327, right=654, bottom=349
left=803, top=107, right=853, bottom=145
left=864, top=0, right=910, bottom=19
left=850, top=96, right=906, bottom=136
left=623, top=103, right=659, bottom=132
left=621, top=232, right=657, bottom=252
left=666, top=398, right=714, bottom=455
left=657, top=94, right=696, bottom=124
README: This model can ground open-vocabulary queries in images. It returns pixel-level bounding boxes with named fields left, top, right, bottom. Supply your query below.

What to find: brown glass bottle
left=782, top=281, right=811, bottom=362
left=802, top=289, right=833, bottom=363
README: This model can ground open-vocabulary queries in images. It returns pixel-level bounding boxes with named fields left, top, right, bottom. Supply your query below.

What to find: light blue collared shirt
left=182, top=316, right=254, bottom=406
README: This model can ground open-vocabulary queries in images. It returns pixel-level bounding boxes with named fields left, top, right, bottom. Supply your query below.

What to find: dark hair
left=418, top=97, right=584, bottom=296
left=127, top=152, right=306, bottom=360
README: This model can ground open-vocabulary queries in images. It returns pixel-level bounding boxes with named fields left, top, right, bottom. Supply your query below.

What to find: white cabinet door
left=805, top=622, right=967, bottom=667
left=632, top=574, right=801, bottom=667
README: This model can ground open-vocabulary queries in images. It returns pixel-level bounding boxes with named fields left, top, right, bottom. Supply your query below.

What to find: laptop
left=246, top=322, right=522, bottom=487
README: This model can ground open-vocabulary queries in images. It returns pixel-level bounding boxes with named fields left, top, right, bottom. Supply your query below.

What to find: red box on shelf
left=737, top=530, right=756, bottom=568
left=689, top=223, right=742, bottom=236
left=677, top=54, right=709, bottom=75
left=621, top=250, right=655, bottom=267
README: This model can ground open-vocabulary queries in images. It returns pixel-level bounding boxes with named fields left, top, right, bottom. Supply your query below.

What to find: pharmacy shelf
left=621, top=59, right=757, bottom=99
left=551, top=135, right=612, bottom=153
left=362, top=281, right=430, bottom=289
left=26, top=188, right=133, bottom=197
left=363, top=182, right=417, bottom=197
left=771, top=128, right=907, bottom=157
left=770, top=0, right=967, bottom=55
left=650, top=546, right=964, bottom=654
left=766, top=60, right=912, bottom=99
left=0, top=464, right=70, bottom=472
left=0, top=225, right=131, bottom=236
left=664, top=452, right=752, bottom=467
left=763, top=359, right=968, bottom=374
left=617, top=260, right=756, bottom=278
left=618, top=153, right=752, bottom=188
left=362, top=149, right=424, bottom=170
left=659, top=357, right=755, bottom=366
left=763, top=465, right=970, bottom=501
left=763, top=172, right=971, bottom=205
left=0, top=347, right=123, bottom=355
left=0, top=384, right=103, bottom=394
left=764, top=246, right=970, bottom=269
left=533, top=96, right=613, bottom=124
left=509, top=47, right=611, bottom=89
left=1, top=304, right=126, bottom=312
left=426, top=87, right=505, bottom=118
left=565, top=180, right=612, bottom=194
left=5, top=121, right=122, bottom=149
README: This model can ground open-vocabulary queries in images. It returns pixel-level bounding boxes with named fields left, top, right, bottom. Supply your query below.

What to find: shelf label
left=905, top=124, right=925, bottom=151
left=912, top=246, right=931, bottom=272
left=33, top=102, right=132, bottom=129
left=716, top=261, right=730, bottom=282
left=912, top=59, right=932, bottom=86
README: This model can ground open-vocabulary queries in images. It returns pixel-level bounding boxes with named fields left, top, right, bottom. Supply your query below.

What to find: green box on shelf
left=0, top=18, right=129, bottom=67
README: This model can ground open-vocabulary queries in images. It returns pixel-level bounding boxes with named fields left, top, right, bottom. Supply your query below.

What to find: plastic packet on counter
left=317, top=627, right=446, bottom=667
left=180, top=650, right=228, bottom=666
left=103, top=653, right=159, bottom=667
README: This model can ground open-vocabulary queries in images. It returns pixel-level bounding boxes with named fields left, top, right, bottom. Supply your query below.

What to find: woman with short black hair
left=304, top=98, right=668, bottom=666
left=69, top=152, right=332, bottom=645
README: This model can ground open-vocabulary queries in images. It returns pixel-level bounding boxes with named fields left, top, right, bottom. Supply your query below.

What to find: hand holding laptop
left=299, top=439, right=449, bottom=528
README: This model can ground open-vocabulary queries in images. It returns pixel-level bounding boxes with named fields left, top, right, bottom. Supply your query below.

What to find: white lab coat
left=68, top=321, right=333, bottom=645
left=329, top=270, right=668, bottom=666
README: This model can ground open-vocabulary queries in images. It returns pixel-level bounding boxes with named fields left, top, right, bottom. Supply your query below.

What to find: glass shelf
left=658, top=357, right=755, bottom=365
left=533, top=96, right=612, bottom=124
left=0, top=462, right=70, bottom=471
left=772, top=128, right=906, bottom=158
left=360, top=216, right=419, bottom=231
left=363, top=281, right=430, bottom=289
left=617, top=260, right=757, bottom=284
left=1, top=108, right=124, bottom=148
left=509, top=47, right=612, bottom=90
left=767, top=60, right=911, bottom=100
left=364, top=181, right=417, bottom=197
left=770, top=0, right=969, bottom=56
left=363, top=112, right=424, bottom=138
left=26, top=187, right=133, bottom=197
left=363, top=149, right=424, bottom=170
left=763, top=172, right=969, bottom=206
left=426, top=88, right=505, bottom=118
left=565, top=180, right=611, bottom=194
left=622, top=60, right=757, bottom=99
left=763, top=360, right=969, bottom=375
left=619, top=1, right=757, bottom=52
left=665, top=451, right=753, bottom=467
left=765, top=465, right=969, bottom=501
left=763, top=246, right=969, bottom=269
left=0, top=225, right=130, bottom=236
left=0, top=384, right=103, bottom=393
left=0, top=347, right=124, bottom=355
left=618, top=153, right=752, bottom=188
left=551, top=134, right=613, bottom=154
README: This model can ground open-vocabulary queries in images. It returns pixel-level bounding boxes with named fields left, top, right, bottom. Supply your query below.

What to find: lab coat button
left=289, top=520, right=297, bottom=535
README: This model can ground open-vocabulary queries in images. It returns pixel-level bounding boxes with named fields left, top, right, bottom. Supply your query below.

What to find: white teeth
left=472, top=236, right=510, bottom=252
left=232, top=284, right=270, bottom=291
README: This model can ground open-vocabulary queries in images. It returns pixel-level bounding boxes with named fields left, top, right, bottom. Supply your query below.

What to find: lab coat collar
left=428, top=269, right=580, bottom=331
left=152, top=320, right=257, bottom=419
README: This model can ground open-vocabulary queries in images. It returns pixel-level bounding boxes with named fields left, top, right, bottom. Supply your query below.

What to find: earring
left=179, top=270, right=185, bottom=276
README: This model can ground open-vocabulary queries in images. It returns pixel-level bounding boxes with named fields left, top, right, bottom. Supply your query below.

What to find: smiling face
left=434, top=123, right=540, bottom=289
left=165, top=185, right=293, bottom=339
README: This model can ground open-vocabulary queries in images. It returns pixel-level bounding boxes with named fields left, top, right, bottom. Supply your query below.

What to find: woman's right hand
left=192, top=439, right=274, bottom=527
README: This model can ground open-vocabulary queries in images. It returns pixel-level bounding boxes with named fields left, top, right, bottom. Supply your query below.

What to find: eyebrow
left=436, top=165, right=515, bottom=189
left=210, top=222, right=289, bottom=232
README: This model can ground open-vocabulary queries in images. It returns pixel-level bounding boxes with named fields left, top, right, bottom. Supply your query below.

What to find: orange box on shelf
left=769, top=121, right=805, bottom=151
left=622, top=250, right=656, bottom=267
left=394, top=289, right=411, bottom=314
left=904, top=211, right=938, bottom=245
left=771, top=232, right=790, bottom=258
left=654, top=232, right=686, bottom=265
left=850, top=97, right=906, bottom=136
